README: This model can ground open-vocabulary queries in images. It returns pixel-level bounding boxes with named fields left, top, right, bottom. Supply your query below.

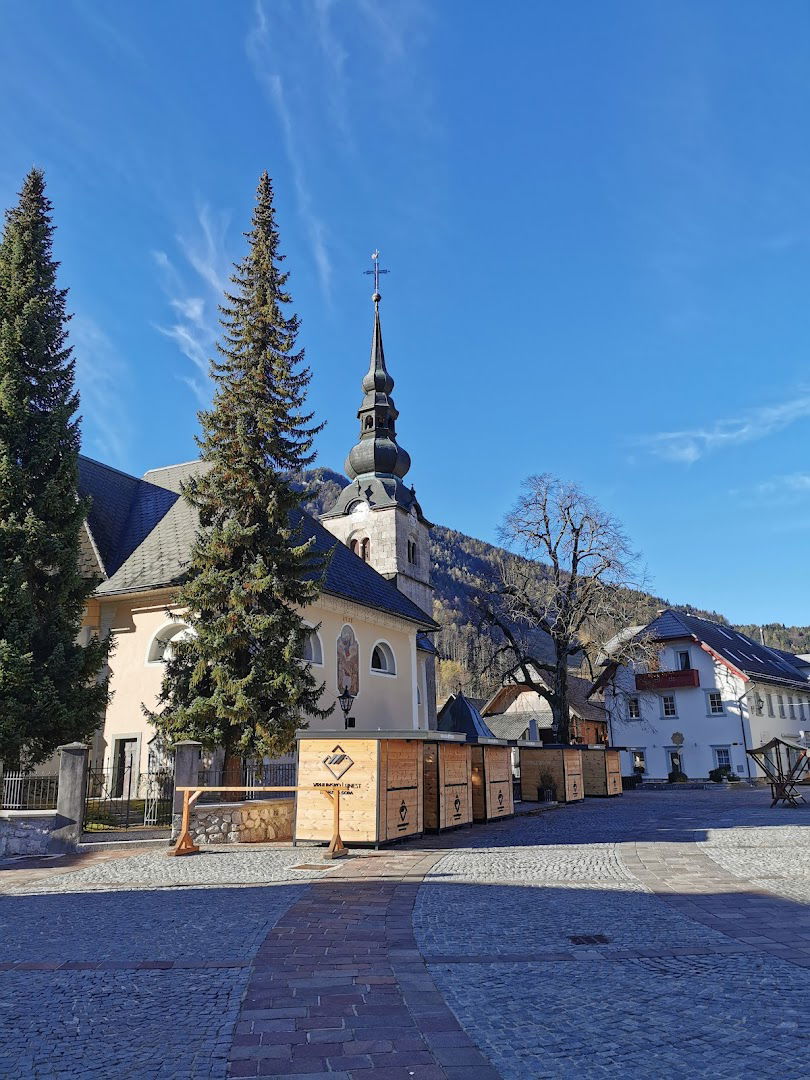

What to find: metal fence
left=1, top=772, right=59, bottom=811
left=84, top=764, right=174, bottom=830
left=197, top=759, right=297, bottom=803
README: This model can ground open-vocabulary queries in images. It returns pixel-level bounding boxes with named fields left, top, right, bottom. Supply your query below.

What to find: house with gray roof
left=602, top=610, right=810, bottom=781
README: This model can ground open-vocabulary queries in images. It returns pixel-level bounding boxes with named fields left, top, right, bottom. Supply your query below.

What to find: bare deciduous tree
left=478, top=474, right=657, bottom=745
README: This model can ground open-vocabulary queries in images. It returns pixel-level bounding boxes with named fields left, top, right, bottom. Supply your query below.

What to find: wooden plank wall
left=483, top=745, right=514, bottom=820
left=520, top=748, right=584, bottom=803
left=471, top=746, right=486, bottom=822
left=581, top=748, right=622, bottom=796
left=439, top=742, right=472, bottom=829
left=606, top=749, right=622, bottom=796
left=562, top=749, right=584, bottom=802
left=423, top=744, right=440, bottom=831
left=295, top=738, right=379, bottom=843
left=379, top=740, right=423, bottom=841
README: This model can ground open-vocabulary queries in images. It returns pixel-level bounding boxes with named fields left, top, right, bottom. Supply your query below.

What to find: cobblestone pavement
left=415, top=789, right=810, bottom=1079
left=0, top=846, right=320, bottom=1078
left=3, top=788, right=810, bottom=1079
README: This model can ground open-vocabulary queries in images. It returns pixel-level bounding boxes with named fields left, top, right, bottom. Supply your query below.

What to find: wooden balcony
left=635, top=669, right=700, bottom=691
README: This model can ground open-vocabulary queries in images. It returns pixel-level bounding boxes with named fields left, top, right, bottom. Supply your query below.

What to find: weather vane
left=364, top=249, right=389, bottom=298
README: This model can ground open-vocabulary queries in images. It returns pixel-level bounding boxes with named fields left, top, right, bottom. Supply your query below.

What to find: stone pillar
left=49, top=742, right=89, bottom=852
left=173, top=741, right=203, bottom=814
left=172, top=741, right=202, bottom=838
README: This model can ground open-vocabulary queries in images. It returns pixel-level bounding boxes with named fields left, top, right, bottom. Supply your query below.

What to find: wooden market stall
left=295, top=731, right=466, bottom=847
left=519, top=744, right=584, bottom=803
left=580, top=747, right=623, bottom=797
left=436, top=692, right=514, bottom=824
left=470, top=740, right=515, bottom=823
left=423, top=737, right=473, bottom=832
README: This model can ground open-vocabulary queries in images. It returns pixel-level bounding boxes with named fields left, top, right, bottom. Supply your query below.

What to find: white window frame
left=661, top=694, right=677, bottom=718
left=767, top=693, right=774, bottom=717
left=299, top=625, right=324, bottom=666
left=713, top=746, right=731, bottom=769
left=706, top=691, right=724, bottom=716
left=675, top=649, right=691, bottom=671
left=631, top=749, right=646, bottom=771
left=145, top=621, right=195, bottom=665
left=778, top=694, right=786, bottom=718
left=370, top=639, right=397, bottom=677
left=789, top=695, right=796, bottom=720
left=627, top=696, right=641, bottom=720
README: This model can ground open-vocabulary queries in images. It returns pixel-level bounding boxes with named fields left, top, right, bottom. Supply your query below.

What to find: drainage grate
left=568, top=934, right=611, bottom=945
left=292, top=864, right=331, bottom=871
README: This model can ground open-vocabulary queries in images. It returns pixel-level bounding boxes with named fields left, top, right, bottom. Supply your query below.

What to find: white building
left=600, top=610, right=810, bottom=781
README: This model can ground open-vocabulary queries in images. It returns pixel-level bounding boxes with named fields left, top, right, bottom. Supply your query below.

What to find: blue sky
left=2, top=1, right=810, bottom=626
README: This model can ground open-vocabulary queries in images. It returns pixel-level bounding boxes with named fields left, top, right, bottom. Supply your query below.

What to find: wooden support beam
left=167, top=785, right=349, bottom=858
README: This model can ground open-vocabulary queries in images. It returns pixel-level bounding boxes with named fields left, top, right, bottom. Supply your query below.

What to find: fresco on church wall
left=337, top=624, right=359, bottom=696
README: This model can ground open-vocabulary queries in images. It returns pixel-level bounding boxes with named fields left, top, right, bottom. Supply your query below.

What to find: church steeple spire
left=345, top=256, right=411, bottom=483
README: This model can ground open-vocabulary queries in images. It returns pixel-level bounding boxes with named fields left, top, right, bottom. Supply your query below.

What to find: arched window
left=370, top=640, right=396, bottom=676
left=298, top=627, right=323, bottom=665
left=360, top=538, right=371, bottom=563
left=350, top=539, right=359, bottom=555
left=147, top=622, right=195, bottom=664
left=407, top=539, right=418, bottom=565
left=364, top=415, right=374, bottom=430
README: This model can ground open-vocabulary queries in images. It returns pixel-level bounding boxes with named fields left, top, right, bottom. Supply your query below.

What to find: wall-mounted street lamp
left=337, top=686, right=356, bottom=730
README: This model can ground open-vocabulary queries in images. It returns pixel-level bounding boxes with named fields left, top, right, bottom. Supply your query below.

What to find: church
left=77, top=285, right=438, bottom=781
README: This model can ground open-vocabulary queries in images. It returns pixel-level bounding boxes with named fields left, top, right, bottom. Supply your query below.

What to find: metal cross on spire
left=364, top=249, right=389, bottom=299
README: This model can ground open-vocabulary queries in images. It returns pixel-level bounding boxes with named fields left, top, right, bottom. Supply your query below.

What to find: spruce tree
left=154, top=172, right=332, bottom=759
left=0, top=169, right=109, bottom=768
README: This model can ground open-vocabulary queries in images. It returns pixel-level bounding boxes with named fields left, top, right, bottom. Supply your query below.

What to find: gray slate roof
left=79, top=456, right=437, bottom=629
left=647, top=610, right=810, bottom=690
left=484, top=713, right=544, bottom=741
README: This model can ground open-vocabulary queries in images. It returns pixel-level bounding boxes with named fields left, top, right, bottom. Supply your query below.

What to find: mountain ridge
left=302, top=467, right=810, bottom=695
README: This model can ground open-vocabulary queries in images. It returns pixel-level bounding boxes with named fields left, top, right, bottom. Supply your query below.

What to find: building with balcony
left=597, top=610, right=810, bottom=781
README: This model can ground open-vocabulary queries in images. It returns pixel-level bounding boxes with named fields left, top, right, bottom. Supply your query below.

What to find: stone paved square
left=2, top=788, right=809, bottom=1078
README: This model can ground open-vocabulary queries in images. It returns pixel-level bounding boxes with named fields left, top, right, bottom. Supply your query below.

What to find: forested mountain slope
left=302, top=468, right=810, bottom=700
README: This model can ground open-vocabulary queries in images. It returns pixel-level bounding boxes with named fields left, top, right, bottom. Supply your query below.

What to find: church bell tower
left=322, top=252, right=433, bottom=619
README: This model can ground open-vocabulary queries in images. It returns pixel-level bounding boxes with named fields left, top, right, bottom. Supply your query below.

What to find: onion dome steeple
left=323, top=250, right=428, bottom=525
left=345, top=283, right=411, bottom=482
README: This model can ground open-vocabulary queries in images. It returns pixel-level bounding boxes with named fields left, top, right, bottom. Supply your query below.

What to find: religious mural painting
left=337, top=624, right=359, bottom=696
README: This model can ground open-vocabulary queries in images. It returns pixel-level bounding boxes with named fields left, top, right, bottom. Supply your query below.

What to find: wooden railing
left=169, top=785, right=350, bottom=859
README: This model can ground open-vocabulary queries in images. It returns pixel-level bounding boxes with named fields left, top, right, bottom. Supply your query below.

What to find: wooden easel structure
left=747, top=738, right=810, bottom=808
left=169, top=785, right=350, bottom=859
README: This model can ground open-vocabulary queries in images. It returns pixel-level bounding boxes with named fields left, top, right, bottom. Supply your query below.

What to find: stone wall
left=173, top=798, right=295, bottom=845
left=0, top=811, right=58, bottom=856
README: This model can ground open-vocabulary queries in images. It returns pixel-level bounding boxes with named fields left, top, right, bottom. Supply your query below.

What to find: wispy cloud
left=638, top=392, right=810, bottom=464
left=247, top=0, right=333, bottom=299
left=72, top=315, right=133, bottom=466
left=152, top=204, right=232, bottom=405
left=745, top=473, right=810, bottom=501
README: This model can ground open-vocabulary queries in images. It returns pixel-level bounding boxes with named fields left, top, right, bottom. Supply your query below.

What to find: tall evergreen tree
left=0, top=169, right=109, bottom=768
left=154, top=172, right=332, bottom=759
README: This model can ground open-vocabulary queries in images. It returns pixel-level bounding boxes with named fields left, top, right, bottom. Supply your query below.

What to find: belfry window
left=364, top=415, right=374, bottom=430
left=360, top=538, right=371, bottom=562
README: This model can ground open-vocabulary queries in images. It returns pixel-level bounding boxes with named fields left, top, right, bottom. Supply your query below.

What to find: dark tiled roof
left=416, top=633, right=438, bottom=654
left=78, top=456, right=179, bottom=576
left=647, top=610, right=810, bottom=688
left=79, top=455, right=436, bottom=628
left=437, top=692, right=496, bottom=740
